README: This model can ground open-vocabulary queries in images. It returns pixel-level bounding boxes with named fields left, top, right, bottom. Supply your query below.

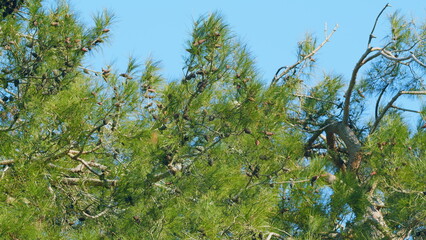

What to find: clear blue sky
left=59, top=0, right=424, bottom=127
left=67, top=0, right=424, bottom=83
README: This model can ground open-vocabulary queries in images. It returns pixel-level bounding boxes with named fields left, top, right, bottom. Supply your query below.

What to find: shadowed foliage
left=0, top=1, right=425, bottom=239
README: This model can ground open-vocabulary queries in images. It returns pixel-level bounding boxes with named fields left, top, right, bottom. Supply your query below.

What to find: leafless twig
left=271, top=25, right=338, bottom=86
left=371, top=91, right=426, bottom=133
left=391, top=105, right=421, bottom=114
left=368, top=4, right=391, bottom=48
left=82, top=208, right=110, bottom=219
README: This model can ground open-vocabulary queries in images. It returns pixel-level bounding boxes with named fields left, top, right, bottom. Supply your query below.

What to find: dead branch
left=48, top=163, right=84, bottom=173
left=410, top=52, right=426, bottom=67
left=367, top=4, right=391, bottom=48
left=82, top=208, right=110, bottom=219
left=274, top=178, right=311, bottom=184
left=0, top=159, right=14, bottom=165
left=371, top=91, right=426, bottom=133
left=343, top=4, right=391, bottom=124
left=379, top=49, right=412, bottom=63
left=375, top=83, right=390, bottom=120
left=391, top=105, right=421, bottom=114
left=60, top=177, right=117, bottom=187
left=271, top=25, right=338, bottom=86
left=1, top=165, right=10, bottom=179
left=265, top=232, right=281, bottom=240
left=343, top=48, right=377, bottom=124
left=67, top=152, right=105, bottom=176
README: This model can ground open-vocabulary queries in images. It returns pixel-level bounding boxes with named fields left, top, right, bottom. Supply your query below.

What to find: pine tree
left=0, top=2, right=425, bottom=239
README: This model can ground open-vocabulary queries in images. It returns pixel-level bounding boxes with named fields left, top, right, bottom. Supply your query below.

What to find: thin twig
left=391, top=105, right=421, bottom=114
left=293, top=93, right=340, bottom=106
left=343, top=49, right=372, bottom=124
left=274, top=179, right=311, bottom=184
left=270, top=25, right=338, bottom=86
left=371, top=90, right=426, bottom=133
left=68, top=145, right=101, bottom=156
left=375, top=83, right=389, bottom=121
left=410, top=52, right=426, bottom=67
left=82, top=208, right=110, bottom=219
left=368, top=3, right=391, bottom=48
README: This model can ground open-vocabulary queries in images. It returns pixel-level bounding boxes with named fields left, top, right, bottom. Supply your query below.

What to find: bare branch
left=401, top=91, right=426, bottom=94
left=371, top=91, right=426, bottom=133
left=391, top=105, right=421, bottom=114
left=410, top=52, right=426, bottom=67
left=343, top=5, right=392, bottom=124
left=265, top=232, right=281, bottom=240
left=48, top=163, right=85, bottom=173
left=60, top=177, right=117, bottom=187
left=68, top=144, right=101, bottom=156
left=69, top=156, right=100, bottom=176
left=82, top=208, right=110, bottom=219
left=366, top=205, right=394, bottom=239
left=375, top=83, right=390, bottom=120
left=1, top=166, right=10, bottom=179
left=379, top=49, right=412, bottom=64
left=0, top=160, right=14, bottom=165
left=271, top=25, right=338, bottom=86
left=343, top=48, right=379, bottom=124
left=274, top=179, right=311, bottom=184
left=368, top=3, right=391, bottom=48
left=67, top=152, right=106, bottom=176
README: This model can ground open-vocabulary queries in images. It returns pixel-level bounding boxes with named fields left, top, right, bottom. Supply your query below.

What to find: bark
left=324, top=123, right=400, bottom=239
left=326, top=122, right=362, bottom=171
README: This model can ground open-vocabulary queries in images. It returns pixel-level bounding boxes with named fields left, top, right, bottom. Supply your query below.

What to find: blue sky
left=56, top=0, right=425, bottom=127
left=67, top=0, right=424, bottom=84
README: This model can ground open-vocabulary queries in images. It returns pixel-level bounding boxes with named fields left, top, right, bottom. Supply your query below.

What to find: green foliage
left=0, top=2, right=425, bottom=239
